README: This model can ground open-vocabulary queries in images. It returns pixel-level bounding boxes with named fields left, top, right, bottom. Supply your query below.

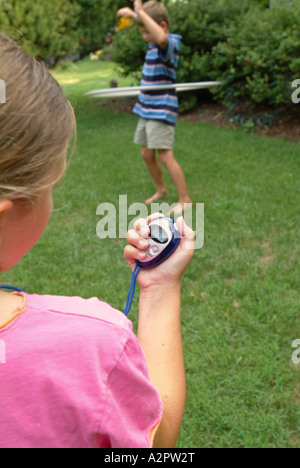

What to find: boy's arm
left=117, top=7, right=136, bottom=20
left=117, top=0, right=168, bottom=50
left=124, top=215, right=195, bottom=448
left=133, top=0, right=168, bottom=50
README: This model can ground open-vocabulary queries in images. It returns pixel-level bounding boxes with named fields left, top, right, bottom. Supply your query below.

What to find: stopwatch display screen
left=149, top=225, right=169, bottom=244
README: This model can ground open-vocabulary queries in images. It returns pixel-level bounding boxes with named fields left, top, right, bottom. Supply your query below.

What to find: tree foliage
left=112, top=0, right=300, bottom=109
left=76, top=0, right=122, bottom=55
left=0, top=0, right=80, bottom=61
left=1, top=0, right=299, bottom=109
left=0, top=0, right=124, bottom=62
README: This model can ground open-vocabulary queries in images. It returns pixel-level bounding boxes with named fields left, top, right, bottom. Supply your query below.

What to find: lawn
left=3, top=57, right=300, bottom=448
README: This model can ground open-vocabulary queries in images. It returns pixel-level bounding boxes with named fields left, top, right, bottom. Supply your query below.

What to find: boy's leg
left=158, top=149, right=192, bottom=212
left=141, top=146, right=168, bottom=204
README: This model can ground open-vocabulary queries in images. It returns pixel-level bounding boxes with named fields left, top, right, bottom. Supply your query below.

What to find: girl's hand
left=124, top=213, right=195, bottom=291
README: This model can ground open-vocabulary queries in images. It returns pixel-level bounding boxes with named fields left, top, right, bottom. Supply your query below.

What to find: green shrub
left=76, top=0, right=123, bottom=56
left=208, top=3, right=300, bottom=107
left=0, top=0, right=125, bottom=62
left=112, top=0, right=248, bottom=80
left=0, top=0, right=80, bottom=61
left=112, top=22, right=147, bottom=80
left=112, top=0, right=300, bottom=109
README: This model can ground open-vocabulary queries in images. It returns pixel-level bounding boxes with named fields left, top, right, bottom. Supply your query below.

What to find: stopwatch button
left=149, top=245, right=159, bottom=256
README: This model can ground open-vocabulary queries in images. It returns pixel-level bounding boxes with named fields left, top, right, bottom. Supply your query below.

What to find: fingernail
left=138, top=240, right=148, bottom=249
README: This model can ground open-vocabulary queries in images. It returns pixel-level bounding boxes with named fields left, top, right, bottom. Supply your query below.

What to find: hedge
left=1, top=0, right=299, bottom=109
left=112, top=0, right=300, bottom=109
left=0, top=0, right=124, bottom=62
left=0, top=0, right=80, bottom=61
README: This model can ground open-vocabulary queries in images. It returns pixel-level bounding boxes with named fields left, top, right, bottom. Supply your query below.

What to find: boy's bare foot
left=168, top=201, right=193, bottom=217
left=145, top=189, right=168, bottom=205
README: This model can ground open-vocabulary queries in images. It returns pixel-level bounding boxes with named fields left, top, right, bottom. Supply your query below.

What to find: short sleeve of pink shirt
left=0, top=294, right=163, bottom=448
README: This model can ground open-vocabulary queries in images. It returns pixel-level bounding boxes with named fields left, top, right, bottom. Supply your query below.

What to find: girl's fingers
left=146, top=212, right=165, bottom=224
left=133, top=212, right=164, bottom=238
left=133, top=218, right=150, bottom=238
left=125, top=220, right=150, bottom=267
left=124, top=244, right=147, bottom=263
left=126, top=215, right=195, bottom=269
left=127, top=229, right=149, bottom=250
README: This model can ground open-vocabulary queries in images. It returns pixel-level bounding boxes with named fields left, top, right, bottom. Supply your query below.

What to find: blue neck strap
left=124, top=265, right=141, bottom=316
left=0, top=285, right=28, bottom=293
left=0, top=276, right=140, bottom=315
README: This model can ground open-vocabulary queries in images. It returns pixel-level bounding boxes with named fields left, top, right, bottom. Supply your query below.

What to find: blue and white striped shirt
left=133, top=33, right=182, bottom=126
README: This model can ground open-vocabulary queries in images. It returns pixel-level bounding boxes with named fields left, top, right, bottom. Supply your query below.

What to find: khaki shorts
left=134, top=118, right=175, bottom=150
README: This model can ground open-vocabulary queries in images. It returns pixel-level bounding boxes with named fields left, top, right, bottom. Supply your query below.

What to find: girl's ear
left=0, top=200, right=13, bottom=220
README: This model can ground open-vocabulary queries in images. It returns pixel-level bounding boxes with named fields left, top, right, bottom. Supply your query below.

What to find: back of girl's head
left=0, top=33, right=76, bottom=202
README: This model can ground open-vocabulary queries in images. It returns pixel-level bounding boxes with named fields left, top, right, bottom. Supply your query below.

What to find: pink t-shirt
left=0, top=293, right=163, bottom=448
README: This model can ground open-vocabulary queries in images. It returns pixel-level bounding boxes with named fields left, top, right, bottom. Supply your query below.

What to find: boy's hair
left=137, top=1, right=169, bottom=26
left=0, top=33, right=76, bottom=203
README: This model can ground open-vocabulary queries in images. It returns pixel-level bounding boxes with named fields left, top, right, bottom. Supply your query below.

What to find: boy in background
left=117, top=0, right=192, bottom=215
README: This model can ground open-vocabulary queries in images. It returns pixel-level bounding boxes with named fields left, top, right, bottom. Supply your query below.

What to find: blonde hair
left=137, top=1, right=169, bottom=25
left=0, top=33, right=76, bottom=203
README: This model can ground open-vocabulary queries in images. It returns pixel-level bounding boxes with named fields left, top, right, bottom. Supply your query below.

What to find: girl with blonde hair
left=0, top=34, right=194, bottom=448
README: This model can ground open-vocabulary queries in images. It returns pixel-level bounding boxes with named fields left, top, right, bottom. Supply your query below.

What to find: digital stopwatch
left=135, top=216, right=181, bottom=269
left=124, top=216, right=181, bottom=315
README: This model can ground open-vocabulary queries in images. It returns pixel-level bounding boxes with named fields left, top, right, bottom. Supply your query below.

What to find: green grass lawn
left=3, top=57, right=300, bottom=447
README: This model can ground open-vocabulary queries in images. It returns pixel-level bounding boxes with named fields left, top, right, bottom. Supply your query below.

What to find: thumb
left=175, top=216, right=195, bottom=252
